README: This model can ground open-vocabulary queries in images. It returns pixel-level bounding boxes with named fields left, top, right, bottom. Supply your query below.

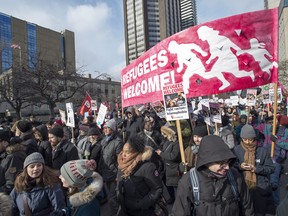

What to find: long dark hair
left=14, top=165, right=60, bottom=192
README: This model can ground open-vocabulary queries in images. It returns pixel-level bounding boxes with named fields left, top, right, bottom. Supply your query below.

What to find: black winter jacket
left=117, top=147, right=162, bottom=216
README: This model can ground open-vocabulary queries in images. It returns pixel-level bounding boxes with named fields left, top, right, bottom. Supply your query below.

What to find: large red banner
left=121, top=9, right=278, bottom=107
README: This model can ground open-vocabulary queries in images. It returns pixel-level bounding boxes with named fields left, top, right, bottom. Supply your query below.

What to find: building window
left=0, top=13, right=12, bottom=73
left=27, top=23, right=37, bottom=69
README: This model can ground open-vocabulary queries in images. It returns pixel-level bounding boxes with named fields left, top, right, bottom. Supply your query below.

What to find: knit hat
left=79, top=124, right=89, bottom=133
left=193, top=125, right=208, bottom=137
left=48, top=126, right=64, bottom=138
left=17, top=120, right=32, bottom=133
left=24, top=152, right=45, bottom=168
left=60, top=159, right=96, bottom=188
left=87, top=127, right=101, bottom=136
left=126, top=107, right=134, bottom=114
left=240, top=125, right=256, bottom=139
left=0, top=129, right=11, bottom=142
left=104, top=119, right=116, bottom=131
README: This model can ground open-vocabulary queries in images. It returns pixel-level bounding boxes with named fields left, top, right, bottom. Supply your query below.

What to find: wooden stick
left=176, top=120, right=186, bottom=163
left=271, top=83, right=278, bottom=158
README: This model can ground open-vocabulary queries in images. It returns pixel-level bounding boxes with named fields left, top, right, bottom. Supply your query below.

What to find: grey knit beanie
left=60, top=159, right=96, bottom=188
left=240, top=124, right=256, bottom=139
left=103, top=119, right=116, bottom=131
left=24, top=152, right=45, bottom=168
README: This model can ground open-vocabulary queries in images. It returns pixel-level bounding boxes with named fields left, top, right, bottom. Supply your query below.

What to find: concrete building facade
left=123, top=0, right=197, bottom=65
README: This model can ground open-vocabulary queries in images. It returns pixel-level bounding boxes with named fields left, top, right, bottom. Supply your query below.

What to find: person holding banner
left=122, top=107, right=143, bottom=142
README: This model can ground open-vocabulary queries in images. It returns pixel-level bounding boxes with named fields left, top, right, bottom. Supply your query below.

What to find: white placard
left=66, top=103, right=75, bottom=128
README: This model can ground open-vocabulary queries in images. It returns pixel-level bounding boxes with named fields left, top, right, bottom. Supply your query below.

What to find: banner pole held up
left=176, top=120, right=186, bottom=164
left=271, top=83, right=278, bottom=158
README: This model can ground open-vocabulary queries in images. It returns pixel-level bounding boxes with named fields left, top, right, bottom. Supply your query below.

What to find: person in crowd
left=98, top=119, right=123, bottom=215
left=255, top=114, right=288, bottom=208
left=171, top=135, right=254, bottom=216
left=0, top=192, right=13, bottom=216
left=48, top=126, right=79, bottom=170
left=16, top=120, right=38, bottom=155
left=59, top=159, right=103, bottom=216
left=216, top=115, right=235, bottom=149
left=156, top=125, right=181, bottom=204
left=277, top=192, right=288, bottom=216
left=181, top=125, right=208, bottom=172
left=138, top=116, right=162, bottom=150
left=122, top=107, right=143, bottom=142
left=235, top=114, right=248, bottom=145
left=33, top=124, right=53, bottom=167
left=138, top=116, right=164, bottom=176
left=169, top=119, right=192, bottom=149
left=0, top=130, right=26, bottom=194
left=10, top=152, right=66, bottom=215
left=83, top=127, right=102, bottom=163
left=75, top=124, right=90, bottom=159
left=234, top=124, right=275, bottom=215
left=116, top=134, right=163, bottom=216
left=29, top=114, right=41, bottom=128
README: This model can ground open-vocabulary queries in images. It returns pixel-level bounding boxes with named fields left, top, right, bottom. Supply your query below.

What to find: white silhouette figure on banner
left=237, top=38, right=277, bottom=78
left=169, top=26, right=274, bottom=94
left=168, top=40, right=207, bottom=94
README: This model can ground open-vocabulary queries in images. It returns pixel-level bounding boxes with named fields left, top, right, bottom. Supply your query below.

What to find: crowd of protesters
left=0, top=100, right=288, bottom=215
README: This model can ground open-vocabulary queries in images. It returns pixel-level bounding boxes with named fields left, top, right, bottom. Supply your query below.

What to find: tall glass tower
left=123, top=0, right=197, bottom=65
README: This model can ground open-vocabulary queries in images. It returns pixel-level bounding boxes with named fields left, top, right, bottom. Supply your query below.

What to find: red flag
left=79, top=92, right=92, bottom=116
left=121, top=8, right=278, bottom=107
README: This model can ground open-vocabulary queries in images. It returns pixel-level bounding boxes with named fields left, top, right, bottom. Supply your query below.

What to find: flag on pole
left=79, top=92, right=92, bottom=116
left=11, top=44, right=21, bottom=49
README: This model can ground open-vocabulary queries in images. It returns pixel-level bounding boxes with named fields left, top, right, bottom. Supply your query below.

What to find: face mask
left=191, top=145, right=199, bottom=154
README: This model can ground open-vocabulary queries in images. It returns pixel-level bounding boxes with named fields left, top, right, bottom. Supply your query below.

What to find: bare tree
left=21, top=59, right=87, bottom=118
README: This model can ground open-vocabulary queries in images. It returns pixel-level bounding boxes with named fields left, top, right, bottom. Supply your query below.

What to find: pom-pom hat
left=60, top=159, right=96, bottom=188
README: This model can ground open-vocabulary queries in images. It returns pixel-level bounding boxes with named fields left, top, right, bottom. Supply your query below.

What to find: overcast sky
left=1, top=0, right=264, bottom=81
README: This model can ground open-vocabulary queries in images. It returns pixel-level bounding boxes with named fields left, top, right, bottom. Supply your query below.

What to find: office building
left=123, top=0, right=197, bottom=65
left=0, top=12, right=75, bottom=74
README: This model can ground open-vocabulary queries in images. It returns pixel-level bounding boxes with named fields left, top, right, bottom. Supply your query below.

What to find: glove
left=270, top=134, right=278, bottom=142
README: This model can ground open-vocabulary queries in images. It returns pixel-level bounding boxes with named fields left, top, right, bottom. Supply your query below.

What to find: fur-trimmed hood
left=141, top=146, right=153, bottom=161
left=6, top=143, right=26, bottom=154
left=0, top=192, right=12, bottom=216
left=69, top=172, right=103, bottom=207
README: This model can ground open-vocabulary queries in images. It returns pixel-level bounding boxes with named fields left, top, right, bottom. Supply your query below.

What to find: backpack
left=189, top=167, right=239, bottom=206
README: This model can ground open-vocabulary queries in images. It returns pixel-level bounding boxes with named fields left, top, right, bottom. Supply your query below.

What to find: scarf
left=117, top=151, right=143, bottom=178
left=241, top=141, right=257, bottom=189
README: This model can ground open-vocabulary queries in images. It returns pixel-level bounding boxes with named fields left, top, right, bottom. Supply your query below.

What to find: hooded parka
left=171, top=135, right=254, bottom=216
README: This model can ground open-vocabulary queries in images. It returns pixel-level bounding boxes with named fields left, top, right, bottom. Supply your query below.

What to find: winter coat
left=159, top=139, right=181, bottom=186
left=255, top=123, right=288, bottom=163
left=98, top=134, right=123, bottom=182
left=76, top=136, right=89, bottom=159
left=10, top=184, right=66, bottom=216
left=218, top=126, right=235, bottom=149
left=233, top=144, right=275, bottom=192
left=66, top=172, right=103, bottom=216
left=0, top=144, right=26, bottom=194
left=138, top=130, right=163, bottom=150
left=20, top=132, right=38, bottom=156
left=35, top=124, right=53, bottom=167
left=0, top=192, right=12, bottom=215
left=123, top=116, right=143, bottom=142
left=171, top=136, right=254, bottom=216
left=52, top=139, right=79, bottom=170
left=117, top=147, right=163, bottom=216
left=84, top=137, right=102, bottom=164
